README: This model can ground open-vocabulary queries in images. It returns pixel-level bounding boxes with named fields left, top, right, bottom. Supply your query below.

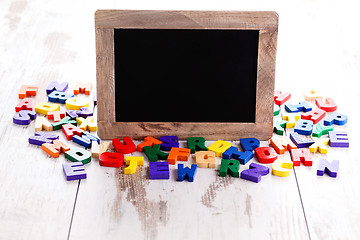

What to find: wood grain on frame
left=95, top=10, right=278, bottom=140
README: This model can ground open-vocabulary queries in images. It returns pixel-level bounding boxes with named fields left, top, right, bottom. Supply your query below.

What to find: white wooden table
left=1, top=0, right=359, bottom=239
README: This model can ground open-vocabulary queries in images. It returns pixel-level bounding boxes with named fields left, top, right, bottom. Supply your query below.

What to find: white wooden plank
left=0, top=0, right=94, bottom=238
left=0, top=74, right=93, bottom=238
left=70, top=140, right=309, bottom=240
left=274, top=1, right=360, bottom=234
left=0, top=123, right=80, bottom=239
left=283, top=89, right=360, bottom=240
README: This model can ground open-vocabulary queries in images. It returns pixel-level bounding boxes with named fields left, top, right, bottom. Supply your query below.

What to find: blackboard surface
left=114, top=29, right=259, bottom=123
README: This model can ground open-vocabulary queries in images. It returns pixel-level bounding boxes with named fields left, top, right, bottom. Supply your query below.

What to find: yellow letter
left=65, top=97, right=89, bottom=110
left=272, top=158, right=293, bottom=177
left=208, top=140, right=231, bottom=157
left=125, top=156, right=144, bottom=174
left=76, top=116, right=97, bottom=131
left=35, top=102, right=60, bottom=115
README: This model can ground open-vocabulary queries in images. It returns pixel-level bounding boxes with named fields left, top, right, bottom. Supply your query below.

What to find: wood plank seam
left=67, top=179, right=81, bottom=240
left=68, top=97, right=97, bottom=239
left=283, top=107, right=312, bottom=240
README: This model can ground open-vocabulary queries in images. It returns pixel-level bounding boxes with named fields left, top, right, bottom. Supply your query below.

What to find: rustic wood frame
left=95, top=10, right=278, bottom=140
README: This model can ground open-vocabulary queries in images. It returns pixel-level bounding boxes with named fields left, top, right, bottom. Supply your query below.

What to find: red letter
left=255, top=147, right=278, bottom=164
left=290, top=148, right=312, bottom=166
left=15, top=98, right=33, bottom=112
left=315, top=97, right=337, bottom=112
left=62, top=123, right=83, bottom=140
left=301, top=109, right=326, bottom=124
left=112, top=136, right=136, bottom=154
left=274, top=90, right=291, bottom=105
left=99, top=152, right=124, bottom=168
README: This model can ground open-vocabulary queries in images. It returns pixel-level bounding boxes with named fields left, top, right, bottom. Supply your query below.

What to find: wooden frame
left=95, top=10, right=278, bottom=140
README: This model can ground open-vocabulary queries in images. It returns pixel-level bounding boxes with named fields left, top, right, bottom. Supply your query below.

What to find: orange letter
left=167, top=147, right=191, bottom=165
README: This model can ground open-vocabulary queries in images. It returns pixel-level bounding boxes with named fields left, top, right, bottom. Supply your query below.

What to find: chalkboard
left=95, top=10, right=278, bottom=140
left=114, top=28, right=259, bottom=123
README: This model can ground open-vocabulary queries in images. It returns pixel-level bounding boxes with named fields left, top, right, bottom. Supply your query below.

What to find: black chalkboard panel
left=114, top=28, right=259, bottom=123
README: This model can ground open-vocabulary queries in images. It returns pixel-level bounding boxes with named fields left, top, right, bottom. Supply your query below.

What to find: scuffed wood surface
left=70, top=141, right=308, bottom=240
